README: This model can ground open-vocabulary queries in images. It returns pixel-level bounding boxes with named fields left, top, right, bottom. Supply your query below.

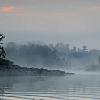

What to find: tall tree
left=0, top=33, right=6, bottom=59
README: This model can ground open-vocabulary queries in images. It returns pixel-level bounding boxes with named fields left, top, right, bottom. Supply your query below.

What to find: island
left=0, top=33, right=69, bottom=76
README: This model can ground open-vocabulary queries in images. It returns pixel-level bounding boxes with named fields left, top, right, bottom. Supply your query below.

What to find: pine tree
left=0, top=33, right=6, bottom=59
left=0, top=33, right=13, bottom=65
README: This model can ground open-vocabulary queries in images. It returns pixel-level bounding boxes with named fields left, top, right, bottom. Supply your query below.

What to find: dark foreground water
left=0, top=73, right=100, bottom=100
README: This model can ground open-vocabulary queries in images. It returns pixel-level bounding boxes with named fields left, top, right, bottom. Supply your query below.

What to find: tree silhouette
left=0, top=33, right=14, bottom=65
left=0, top=33, right=6, bottom=59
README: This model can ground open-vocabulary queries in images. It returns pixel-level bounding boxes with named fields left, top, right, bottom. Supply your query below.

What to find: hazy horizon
left=0, top=0, right=100, bottom=49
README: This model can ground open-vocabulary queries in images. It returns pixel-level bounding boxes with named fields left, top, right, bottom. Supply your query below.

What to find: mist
left=4, top=42, right=100, bottom=71
left=1, top=0, right=100, bottom=99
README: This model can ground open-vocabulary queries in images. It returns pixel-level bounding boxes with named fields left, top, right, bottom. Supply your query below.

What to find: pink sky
left=0, top=0, right=100, bottom=49
left=0, top=6, right=15, bottom=13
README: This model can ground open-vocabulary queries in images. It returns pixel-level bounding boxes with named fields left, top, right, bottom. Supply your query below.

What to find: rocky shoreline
left=0, top=64, right=67, bottom=76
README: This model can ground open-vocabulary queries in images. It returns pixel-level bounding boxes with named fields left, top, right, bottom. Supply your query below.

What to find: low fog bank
left=4, top=42, right=100, bottom=71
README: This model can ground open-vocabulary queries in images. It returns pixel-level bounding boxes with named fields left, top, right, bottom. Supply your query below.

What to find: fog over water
left=5, top=32, right=100, bottom=50
left=0, top=0, right=100, bottom=100
left=0, top=74, right=100, bottom=100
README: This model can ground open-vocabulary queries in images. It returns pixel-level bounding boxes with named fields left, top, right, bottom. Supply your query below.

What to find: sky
left=0, top=0, right=100, bottom=49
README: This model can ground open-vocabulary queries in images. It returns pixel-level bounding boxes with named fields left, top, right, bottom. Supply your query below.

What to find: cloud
left=0, top=6, right=15, bottom=13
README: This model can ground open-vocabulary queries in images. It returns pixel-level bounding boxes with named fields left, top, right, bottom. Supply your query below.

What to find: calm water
left=0, top=73, right=100, bottom=100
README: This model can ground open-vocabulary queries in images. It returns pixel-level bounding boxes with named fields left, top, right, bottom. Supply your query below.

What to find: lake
left=0, top=73, right=100, bottom=100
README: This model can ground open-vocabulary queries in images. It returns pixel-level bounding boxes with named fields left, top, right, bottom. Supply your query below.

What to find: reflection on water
left=0, top=74, right=100, bottom=100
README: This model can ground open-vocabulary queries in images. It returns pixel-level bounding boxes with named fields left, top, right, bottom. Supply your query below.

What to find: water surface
left=0, top=73, right=100, bottom=100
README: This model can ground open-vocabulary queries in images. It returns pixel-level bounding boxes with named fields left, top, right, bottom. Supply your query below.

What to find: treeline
left=5, top=42, right=65, bottom=68
left=5, top=42, right=100, bottom=69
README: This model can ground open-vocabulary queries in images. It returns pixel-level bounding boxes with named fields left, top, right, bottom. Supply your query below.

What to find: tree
left=0, top=33, right=6, bottom=59
left=0, top=33, right=5, bottom=43
left=82, top=45, right=88, bottom=52
left=0, top=33, right=13, bottom=65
